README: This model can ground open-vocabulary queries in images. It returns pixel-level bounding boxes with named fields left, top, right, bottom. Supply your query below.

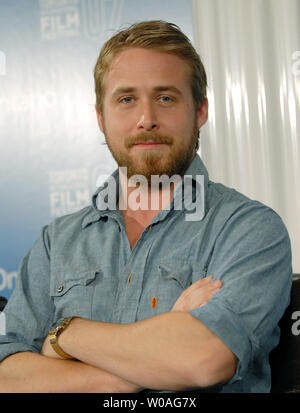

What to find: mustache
left=125, top=133, right=173, bottom=149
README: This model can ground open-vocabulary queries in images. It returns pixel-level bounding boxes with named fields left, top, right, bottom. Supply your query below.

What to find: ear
left=196, top=98, right=208, bottom=129
left=95, top=104, right=104, bottom=133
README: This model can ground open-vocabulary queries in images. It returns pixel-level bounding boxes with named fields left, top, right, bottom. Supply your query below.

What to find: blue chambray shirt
left=0, top=154, right=292, bottom=392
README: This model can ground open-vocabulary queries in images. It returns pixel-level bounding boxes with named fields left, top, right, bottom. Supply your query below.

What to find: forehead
left=104, top=47, right=192, bottom=94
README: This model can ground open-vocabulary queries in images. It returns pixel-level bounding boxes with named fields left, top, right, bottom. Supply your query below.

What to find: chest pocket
left=155, top=262, right=193, bottom=314
left=50, top=269, right=98, bottom=323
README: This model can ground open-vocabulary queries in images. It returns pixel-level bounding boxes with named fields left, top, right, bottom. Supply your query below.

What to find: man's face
left=96, top=47, right=208, bottom=181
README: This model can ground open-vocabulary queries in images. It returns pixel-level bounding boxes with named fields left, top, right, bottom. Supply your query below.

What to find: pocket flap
left=50, top=269, right=99, bottom=297
left=158, top=262, right=192, bottom=289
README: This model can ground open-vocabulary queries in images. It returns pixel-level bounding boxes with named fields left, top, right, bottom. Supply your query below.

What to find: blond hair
left=94, top=20, right=207, bottom=112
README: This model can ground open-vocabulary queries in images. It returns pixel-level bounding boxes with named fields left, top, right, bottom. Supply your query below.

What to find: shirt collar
left=82, top=169, right=120, bottom=228
left=184, top=153, right=209, bottom=185
left=165, top=153, right=209, bottom=221
left=82, top=153, right=209, bottom=228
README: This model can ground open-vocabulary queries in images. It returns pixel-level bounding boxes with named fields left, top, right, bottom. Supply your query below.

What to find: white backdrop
left=192, top=0, right=300, bottom=273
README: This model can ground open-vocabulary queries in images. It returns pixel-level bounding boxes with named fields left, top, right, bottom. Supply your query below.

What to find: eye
left=120, top=96, right=134, bottom=104
left=159, top=95, right=174, bottom=103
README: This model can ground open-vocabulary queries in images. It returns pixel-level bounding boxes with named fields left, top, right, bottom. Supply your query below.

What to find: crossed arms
left=0, top=276, right=237, bottom=392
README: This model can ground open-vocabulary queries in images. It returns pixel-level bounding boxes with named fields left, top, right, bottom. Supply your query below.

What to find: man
left=0, top=20, right=292, bottom=392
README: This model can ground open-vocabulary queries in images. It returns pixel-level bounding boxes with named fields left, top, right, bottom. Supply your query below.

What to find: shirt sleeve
left=190, top=200, right=293, bottom=386
left=0, top=226, right=55, bottom=362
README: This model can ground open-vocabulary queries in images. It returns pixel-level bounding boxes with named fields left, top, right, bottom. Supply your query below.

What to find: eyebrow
left=153, top=86, right=182, bottom=95
left=111, top=85, right=183, bottom=98
left=112, top=87, right=135, bottom=97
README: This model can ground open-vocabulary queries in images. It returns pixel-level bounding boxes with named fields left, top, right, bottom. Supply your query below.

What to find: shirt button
left=128, top=272, right=133, bottom=285
left=57, top=282, right=64, bottom=293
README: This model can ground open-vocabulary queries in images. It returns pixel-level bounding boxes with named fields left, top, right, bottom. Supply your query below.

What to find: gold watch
left=49, top=316, right=74, bottom=359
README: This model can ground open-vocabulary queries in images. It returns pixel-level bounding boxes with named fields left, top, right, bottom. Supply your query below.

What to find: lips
left=134, top=141, right=165, bottom=146
left=132, top=141, right=167, bottom=151
left=125, top=134, right=173, bottom=149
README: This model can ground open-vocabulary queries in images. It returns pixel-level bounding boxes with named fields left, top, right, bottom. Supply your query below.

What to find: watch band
left=49, top=316, right=74, bottom=359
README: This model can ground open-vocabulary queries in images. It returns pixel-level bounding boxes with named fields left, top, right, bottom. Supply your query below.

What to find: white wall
left=192, top=0, right=300, bottom=273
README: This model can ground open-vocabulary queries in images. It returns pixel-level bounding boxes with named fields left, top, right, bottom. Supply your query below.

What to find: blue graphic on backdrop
left=0, top=0, right=193, bottom=300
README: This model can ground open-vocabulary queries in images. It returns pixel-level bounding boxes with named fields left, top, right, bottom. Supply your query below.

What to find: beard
left=104, top=122, right=199, bottom=183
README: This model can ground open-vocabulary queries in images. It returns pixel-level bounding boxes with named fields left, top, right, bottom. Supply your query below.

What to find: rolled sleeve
left=190, top=201, right=293, bottom=390
left=190, top=297, right=252, bottom=384
left=0, top=226, right=54, bottom=363
left=0, top=342, right=40, bottom=363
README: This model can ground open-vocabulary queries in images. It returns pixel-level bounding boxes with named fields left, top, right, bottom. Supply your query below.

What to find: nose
left=136, top=101, right=158, bottom=131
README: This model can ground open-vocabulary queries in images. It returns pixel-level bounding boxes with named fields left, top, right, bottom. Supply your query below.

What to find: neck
left=118, top=169, right=180, bottom=226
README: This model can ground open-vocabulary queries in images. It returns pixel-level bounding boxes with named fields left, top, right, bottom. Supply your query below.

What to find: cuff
left=0, top=342, right=40, bottom=363
left=190, top=298, right=252, bottom=384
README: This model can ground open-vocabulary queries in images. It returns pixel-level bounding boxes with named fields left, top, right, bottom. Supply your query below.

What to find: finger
left=205, top=275, right=222, bottom=287
left=189, top=277, right=222, bottom=293
left=187, top=276, right=213, bottom=291
left=212, top=279, right=222, bottom=288
left=191, top=276, right=222, bottom=288
left=188, top=284, right=222, bottom=309
left=182, top=280, right=222, bottom=303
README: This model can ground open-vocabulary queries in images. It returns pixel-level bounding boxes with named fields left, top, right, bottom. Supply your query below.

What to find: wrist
left=49, top=316, right=82, bottom=359
left=58, top=316, right=84, bottom=357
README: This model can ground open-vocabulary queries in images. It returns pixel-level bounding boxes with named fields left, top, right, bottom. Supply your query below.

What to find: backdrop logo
left=39, top=0, right=81, bottom=40
left=81, top=0, right=124, bottom=40
left=0, top=91, right=57, bottom=114
left=0, top=51, right=6, bottom=76
left=49, top=168, right=90, bottom=217
left=0, top=268, right=17, bottom=292
left=291, top=51, right=300, bottom=76
left=39, top=0, right=125, bottom=41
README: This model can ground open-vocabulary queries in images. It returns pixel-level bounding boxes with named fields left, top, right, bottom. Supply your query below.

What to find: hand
left=171, top=275, right=222, bottom=312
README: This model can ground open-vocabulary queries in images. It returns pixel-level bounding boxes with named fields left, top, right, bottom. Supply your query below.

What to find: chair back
left=270, top=276, right=300, bottom=392
left=0, top=296, right=7, bottom=312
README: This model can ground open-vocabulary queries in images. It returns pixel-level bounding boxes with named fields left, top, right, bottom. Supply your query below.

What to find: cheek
left=106, top=111, right=134, bottom=135
left=168, top=112, right=194, bottom=135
